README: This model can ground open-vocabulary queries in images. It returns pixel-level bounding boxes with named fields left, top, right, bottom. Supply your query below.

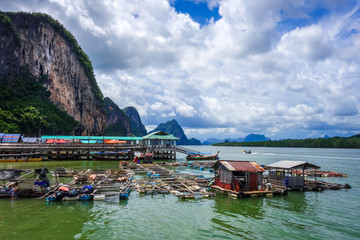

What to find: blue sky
left=1, top=0, right=360, bottom=140
left=170, top=0, right=221, bottom=26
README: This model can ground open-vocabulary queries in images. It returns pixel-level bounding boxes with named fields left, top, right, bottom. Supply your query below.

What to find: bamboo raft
left=128, top=163, right=215, bottom=199
left=42, top=168, right=133, bottom=202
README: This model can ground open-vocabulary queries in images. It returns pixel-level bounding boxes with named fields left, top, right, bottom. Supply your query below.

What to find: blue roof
left=0, top=133, right=5, bottom=142
left=2, top=134, right=22, bottom=143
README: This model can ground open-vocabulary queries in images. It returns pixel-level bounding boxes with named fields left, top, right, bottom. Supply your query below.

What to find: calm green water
left=0, top=147, right=359, bottom=240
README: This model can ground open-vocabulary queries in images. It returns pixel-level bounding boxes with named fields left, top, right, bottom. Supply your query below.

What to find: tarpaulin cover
left=0, top=169, right=22, bottom=181
left=22, top=137, right=40, bottom=143
left=2, top=134, right=21, bottom=143
left=46, top=139, right=68, bottom=144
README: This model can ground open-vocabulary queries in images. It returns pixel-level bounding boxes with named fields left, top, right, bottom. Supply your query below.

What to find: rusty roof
left=220, top=161, right=266, bottom=172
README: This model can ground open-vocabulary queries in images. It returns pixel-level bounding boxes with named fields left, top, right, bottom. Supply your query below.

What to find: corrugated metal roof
left=2, top=134, right=21, bottom=143
left=266, top=160, right=320, bottom=169
left=220, top=161, right=266, bottom=172
left=0, top=133, right=5, bottom=142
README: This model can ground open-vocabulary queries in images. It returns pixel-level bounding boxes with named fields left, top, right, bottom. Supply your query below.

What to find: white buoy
left=93, top=194, right=106, bottom=201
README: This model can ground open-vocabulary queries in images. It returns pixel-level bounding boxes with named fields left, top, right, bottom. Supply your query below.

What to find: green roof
left=40, top=133, right=179, bottom=141
left=142, top=131, right=179, bottom=140
left=41, top=135, right=142, bottom=140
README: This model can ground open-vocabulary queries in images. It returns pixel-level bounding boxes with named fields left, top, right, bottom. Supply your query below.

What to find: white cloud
left=278, top=25, right=333, bottom=61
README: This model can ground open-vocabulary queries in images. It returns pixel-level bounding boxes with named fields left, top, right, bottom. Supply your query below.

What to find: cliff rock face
left=0, top=12, right=105, bottom=135
left=123, top=106, right=147, bottom=136
left=104, top=97, right=131, bottom=136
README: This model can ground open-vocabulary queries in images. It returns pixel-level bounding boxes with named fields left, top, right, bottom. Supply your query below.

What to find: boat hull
left=90, top=154, right=132, bottom=161
left=186, top=155, right=218, bottom=161
left=0, top=158, right=42, bottom=162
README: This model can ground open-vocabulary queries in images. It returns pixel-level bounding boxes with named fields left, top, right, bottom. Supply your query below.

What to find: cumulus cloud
left=278, top=25, right=333, bottom=61
left=1, top=0, right=360, bottom=139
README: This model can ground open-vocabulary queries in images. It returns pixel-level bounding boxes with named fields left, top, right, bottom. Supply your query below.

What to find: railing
left=175, top=146, right=200, bottom=154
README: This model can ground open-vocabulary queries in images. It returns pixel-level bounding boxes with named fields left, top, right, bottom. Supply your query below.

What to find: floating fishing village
left=0, top=132, right=351, bottom=202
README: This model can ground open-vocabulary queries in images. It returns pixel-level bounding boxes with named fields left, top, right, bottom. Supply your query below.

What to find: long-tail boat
left=186, top=151, right=219, bottom=161
left=90, top=149, right=133, bottom=161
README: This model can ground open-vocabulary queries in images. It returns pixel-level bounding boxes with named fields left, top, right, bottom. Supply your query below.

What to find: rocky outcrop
left=0, top=12, right=106, bottom=135
left=150, top=119, right=201, bottom=145
left=244, top=134, right=270, bottom=142
left=123, top=106, right=147, bottom=136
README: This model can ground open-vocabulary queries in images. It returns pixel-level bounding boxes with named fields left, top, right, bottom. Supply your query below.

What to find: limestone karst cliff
left=104, top=97, right=132, bottom=136
left=0, top=12, right=105, bottom=135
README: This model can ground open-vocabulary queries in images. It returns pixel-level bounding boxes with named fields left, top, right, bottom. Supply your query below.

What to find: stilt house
left=214, top=160, right=266, bottom=192
left=265, top=160, right=320, bottom=189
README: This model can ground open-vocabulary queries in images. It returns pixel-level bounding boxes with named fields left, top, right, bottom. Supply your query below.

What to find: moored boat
left=0, top=153, right=43, bottom=162
left=90, top=149, right=133, bottom=161
left=186, top=151, right=219, bottom=161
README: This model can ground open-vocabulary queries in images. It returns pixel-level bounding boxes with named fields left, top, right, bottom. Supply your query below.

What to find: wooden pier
left=0, top=143, right=145, bottom=161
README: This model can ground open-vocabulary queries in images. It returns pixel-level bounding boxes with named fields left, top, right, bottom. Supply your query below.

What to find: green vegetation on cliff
left=0, top=12, right=20, bottom=43
left=0, top=73, right=79, bottom=135
left=214, top=135, right=360, bottom=148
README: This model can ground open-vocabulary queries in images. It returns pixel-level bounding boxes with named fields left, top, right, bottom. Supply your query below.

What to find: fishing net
left=0, top=169, right=22, bottom=181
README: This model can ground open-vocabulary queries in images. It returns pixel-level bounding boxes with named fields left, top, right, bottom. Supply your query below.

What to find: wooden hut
left=265, top=160, right=320, bottom=190
left=213, top=160, right=266, bottom=192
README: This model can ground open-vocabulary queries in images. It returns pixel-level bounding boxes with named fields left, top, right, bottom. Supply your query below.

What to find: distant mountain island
left=150, top=119, right=201, bottom=145
left=203, top=134, right=270, bottom=145
left=214, top=134, right=360, bottom=148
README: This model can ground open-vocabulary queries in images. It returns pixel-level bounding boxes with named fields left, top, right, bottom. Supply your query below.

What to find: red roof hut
left=213, top=160, right=266, bottom=192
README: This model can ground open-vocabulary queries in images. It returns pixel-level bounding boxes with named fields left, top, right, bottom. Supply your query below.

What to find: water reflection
left=213, top=193, right=265, bottom=219
left=209, top=193, right=266, bottom=239
left=265, top=192, right=311, bottom=214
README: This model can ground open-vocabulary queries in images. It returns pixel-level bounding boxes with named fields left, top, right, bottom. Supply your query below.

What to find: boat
left=0, top=153, right=43, bottom=162
left=242, top=150, right=251, bottom=154
left=186, top=151, right=219, bottom=161
left=90, top=149, right=133, bottom=161
left=298, top=169, right=348, bottom=178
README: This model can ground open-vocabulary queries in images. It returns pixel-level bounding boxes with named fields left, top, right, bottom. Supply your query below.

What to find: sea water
left=0, top=146, right=359, bottom=239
